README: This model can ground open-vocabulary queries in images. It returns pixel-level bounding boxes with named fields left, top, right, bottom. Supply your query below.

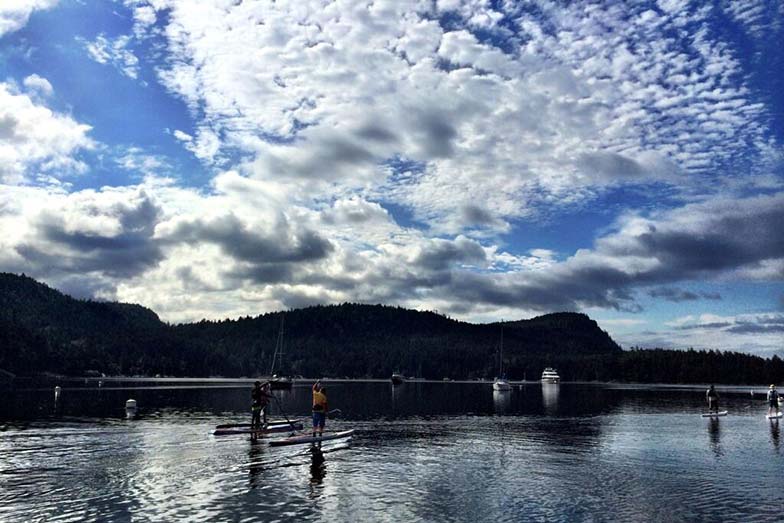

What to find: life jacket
left=312, top=390, right=327, bottom=412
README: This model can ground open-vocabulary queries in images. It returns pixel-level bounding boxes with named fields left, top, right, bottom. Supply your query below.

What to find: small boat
left=269, top=375, right=293, bottom=390
left=391, top=372, right=405, bottom=385
left=541, top=368, right=560, bottom=384
left=493, top=378, right=511, bottom=391
left=269, top=429, right=355, bottom=447
left=213, top=421, right=303, bottom=436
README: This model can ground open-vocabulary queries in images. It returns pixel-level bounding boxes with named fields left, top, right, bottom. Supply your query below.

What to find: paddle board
left=215, top=420, right=300, bottom=429
left=701, top=411, right=728, bottom=417
left=268, top=429, right=355, bottom=447
left=767, top=413, right=783, bottom=420
left=213, top=422, right=303, bottom=436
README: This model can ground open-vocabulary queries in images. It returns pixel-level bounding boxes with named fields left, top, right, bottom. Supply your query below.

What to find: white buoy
left=54, top=386, right=61, bottom=401
left=125, top=398, right=137, bottom=419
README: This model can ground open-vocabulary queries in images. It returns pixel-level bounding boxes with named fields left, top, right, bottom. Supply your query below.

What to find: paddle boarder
left=312, top=381, right=328, bottom=438
left=706, top=384, right=719, bottom=414
left=767, top=385, right=780, bottom=417
left=251, top=381, right=273, bottom=431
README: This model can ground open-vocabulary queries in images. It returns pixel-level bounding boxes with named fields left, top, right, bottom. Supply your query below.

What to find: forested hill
left=1, top=273, right=782, bottom=384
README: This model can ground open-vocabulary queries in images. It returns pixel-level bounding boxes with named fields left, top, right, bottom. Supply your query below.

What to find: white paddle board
left=767, top=412, right=783, bottom=420
left=269, top=429, right=354, bottom=447
left=701, top=411, right=727, bottom=417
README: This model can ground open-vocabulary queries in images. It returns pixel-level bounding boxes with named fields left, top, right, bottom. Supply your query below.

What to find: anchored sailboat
left=492, top=325, right=511, bottom=391
left=268, top=314, right=292, bottom=390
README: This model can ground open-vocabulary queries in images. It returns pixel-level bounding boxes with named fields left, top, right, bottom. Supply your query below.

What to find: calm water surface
left=1, top=380, right=782, bottom=522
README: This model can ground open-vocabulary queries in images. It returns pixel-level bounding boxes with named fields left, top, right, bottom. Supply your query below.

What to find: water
left=1, top=380, right=782, bottom=522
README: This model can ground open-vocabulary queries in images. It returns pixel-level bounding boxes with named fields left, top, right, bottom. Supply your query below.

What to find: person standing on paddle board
left=767, top=385, right=780, bottom=417
left=706, top=385, right=719, bottom=413
left=312, top=381, right=328, bottom=438
left=251, top=381, right=273, bottom=431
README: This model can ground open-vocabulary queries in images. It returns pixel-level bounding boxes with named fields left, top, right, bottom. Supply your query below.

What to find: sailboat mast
left=270, top=314, right=285, bottom=375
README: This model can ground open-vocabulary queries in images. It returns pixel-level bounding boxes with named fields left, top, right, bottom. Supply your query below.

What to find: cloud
left=157, top=211, right=334, bottom=288
left=12, top=188, right=165, bottom=283
left=0, top=0, right=58, bottom=37
left=141, top=0, right=779, bottom=235
left=0, top=81, right=94, bottom=184
left=22, top=74, right=53, bottom=97
left=647, top=287, right=722, bottom=302
left=81, top=34, right=141, bottom=79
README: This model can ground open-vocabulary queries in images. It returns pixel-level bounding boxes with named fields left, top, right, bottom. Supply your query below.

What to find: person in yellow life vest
left=312, top=381, right=328, bottom=437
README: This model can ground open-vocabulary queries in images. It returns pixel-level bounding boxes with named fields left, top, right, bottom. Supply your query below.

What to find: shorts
left=312, top=411, right=326, bottom=428
left=770, top=399, right=778, bottom=408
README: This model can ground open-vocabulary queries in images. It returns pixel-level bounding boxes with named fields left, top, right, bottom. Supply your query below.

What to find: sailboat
left=492, top=325, right=511, bottom=391
left=268, top=315, right=292, bottom=390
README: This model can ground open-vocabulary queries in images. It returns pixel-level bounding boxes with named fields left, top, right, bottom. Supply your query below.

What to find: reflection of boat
left=493, top=389, right=511, bottom=413
left=492, top=325, right=512, bottom=391
left=541, top=368, right=560, bottom=383
left=391, top=372, right=405, bottom=385
left=542, top=381, right=559, bottom=413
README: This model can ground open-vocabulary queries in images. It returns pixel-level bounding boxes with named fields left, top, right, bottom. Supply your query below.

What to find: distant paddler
left=312, top=381, right=328, bottom=438
left=251, top=380, right=273, bottom=433
left=767, top=385, right=781, bottom=418
left=706, top=384, right=719, bottom=414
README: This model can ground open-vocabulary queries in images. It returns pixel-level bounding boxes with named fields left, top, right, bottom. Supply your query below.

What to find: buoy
left=54, top=386, right=61, bottom=401
left=125, top=398, right=137, bottom=419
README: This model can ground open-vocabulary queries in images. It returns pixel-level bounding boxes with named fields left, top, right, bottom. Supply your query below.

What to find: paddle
left=270, top=391, right=298, bottom=434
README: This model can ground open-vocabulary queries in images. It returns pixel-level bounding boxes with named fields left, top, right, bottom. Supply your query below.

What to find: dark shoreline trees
left=1, top=273, right=782, bottom=384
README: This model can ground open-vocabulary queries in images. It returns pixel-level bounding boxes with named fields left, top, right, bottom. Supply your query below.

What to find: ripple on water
left=2, top=384, right=783, bottom=522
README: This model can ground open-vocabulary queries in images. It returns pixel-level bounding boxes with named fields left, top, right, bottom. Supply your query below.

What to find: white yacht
left=541, top=368, right=560, bottom=384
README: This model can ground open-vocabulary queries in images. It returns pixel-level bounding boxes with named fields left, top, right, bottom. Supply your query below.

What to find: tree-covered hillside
left=0, top=273, right=782, bottom=384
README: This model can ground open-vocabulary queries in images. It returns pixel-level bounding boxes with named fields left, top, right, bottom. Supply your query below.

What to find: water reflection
left=3, top=382, right=784, bottom=522
left=310, top=446, right=326, bottom=486
left=492, top=389, right=511, bottom=414
left=542, top=383, right=559, bottom=415
left=248, top=440, right=265, bottom=489
left=770, top=419, right=780, bottom=454
left=707, top=418, right=722, bottom=457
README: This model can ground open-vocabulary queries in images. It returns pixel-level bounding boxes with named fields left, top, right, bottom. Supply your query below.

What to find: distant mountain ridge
left=0, top=273, right=618, bottom=378
left=1, top=273, right=782, bottom=385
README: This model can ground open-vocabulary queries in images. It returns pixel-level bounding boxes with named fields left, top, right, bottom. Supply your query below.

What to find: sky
left=0, top=0, right=782, bottom=356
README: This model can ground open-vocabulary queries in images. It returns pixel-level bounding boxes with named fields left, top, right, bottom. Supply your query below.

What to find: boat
left=492, top=325, right=512, bottom=391
left=269, top=429, right=355, bottom=447
left=269, top=375, right=293, bottom=390
left=391, top=372, right=405, bottom=385
left=267, top=315, right=292, bottom=390
left=541, top=367, right=560, bottom=384
left=213, top=420, right=303, bottom=436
